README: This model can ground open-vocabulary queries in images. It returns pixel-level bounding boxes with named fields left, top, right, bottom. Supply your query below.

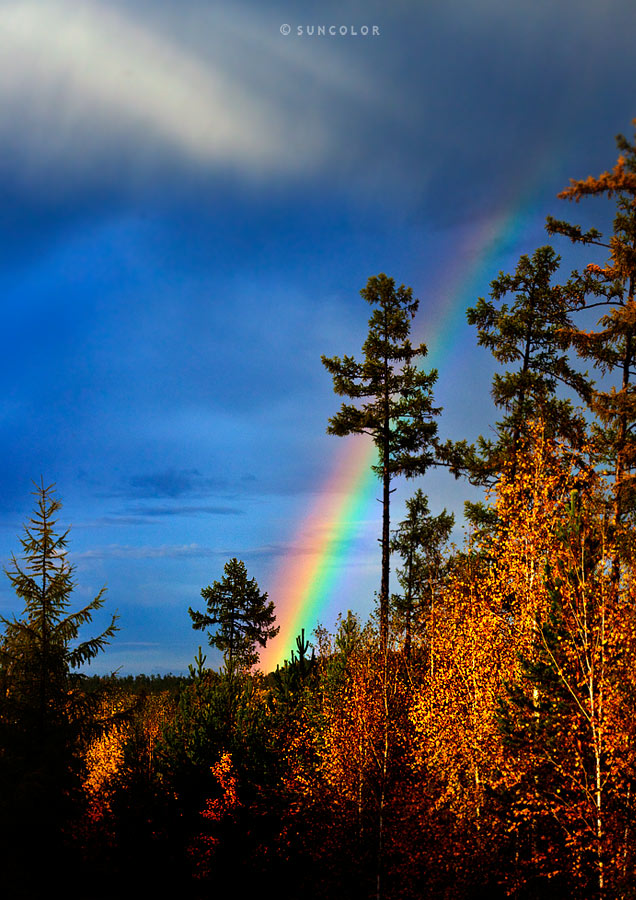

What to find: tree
left=189, top=557, right=279, bottom=674
left=317, top=620, right=414, bottom=900
left=410, top=427, right=592, bottom=896
left=469, top=245, right=588, bottom=471
left=546, top=119, right=636, bottom=527
left=180, top=564, right=280, bottom=886
left=0, top=480, right=118, bottom=888
left=390, top=489, right=453, bottom=661
left=496, top=486, right=636, bottom=898
left=443, top=246, right=589, bottom=530
left=321, top=273, right=440, bottom=651
left=410, top=547, right=511, bottom=895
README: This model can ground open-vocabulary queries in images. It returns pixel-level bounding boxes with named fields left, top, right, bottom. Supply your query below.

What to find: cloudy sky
left=0, top=0, right=634, bottom=674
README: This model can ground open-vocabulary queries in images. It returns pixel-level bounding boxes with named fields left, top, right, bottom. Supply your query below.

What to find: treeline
left=84, top=672, right=192, bottom=695
left=2, top=120, right=636, bottom=898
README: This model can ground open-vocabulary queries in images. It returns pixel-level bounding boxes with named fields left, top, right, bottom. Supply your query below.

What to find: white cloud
left=0, top=0, right=330, bottom=184
left=73, top=542, right=218, bottom=560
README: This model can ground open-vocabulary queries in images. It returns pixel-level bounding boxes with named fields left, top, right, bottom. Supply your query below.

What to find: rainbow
left=260, top=160, right=561, bottom=672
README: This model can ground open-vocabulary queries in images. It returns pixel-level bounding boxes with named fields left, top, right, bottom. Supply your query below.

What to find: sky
left=0, top=0, right=635, bottom=674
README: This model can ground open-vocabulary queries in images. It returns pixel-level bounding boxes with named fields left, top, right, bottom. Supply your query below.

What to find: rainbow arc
left=260, top=161, right=559, bottom=671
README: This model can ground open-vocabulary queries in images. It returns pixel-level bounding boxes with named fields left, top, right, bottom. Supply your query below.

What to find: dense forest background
left=3, top=121, right=636, bottom=899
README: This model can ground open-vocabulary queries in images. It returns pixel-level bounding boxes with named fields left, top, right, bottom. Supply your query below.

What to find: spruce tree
left=321, top=273, right=440, bottom=651
left=0, top=480, right=118, bottom=888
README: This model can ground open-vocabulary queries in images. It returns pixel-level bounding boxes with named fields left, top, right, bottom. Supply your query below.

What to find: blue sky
left=0, top=0, right=635, bottom=674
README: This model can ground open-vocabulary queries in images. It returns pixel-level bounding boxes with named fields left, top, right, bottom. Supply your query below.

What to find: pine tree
left=321, top=273, right=440, bottom=651
left=470, top=245, right=588, bottom=471
left=270, top=629, right=317, bottom=714
left=189, top=557, right=278, bottom=674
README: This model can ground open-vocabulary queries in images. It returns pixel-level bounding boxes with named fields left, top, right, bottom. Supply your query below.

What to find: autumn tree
left=546, top=119, right=636, bottom=527
left=497, top=485, right=636, bottom=897
left=409, top=427, right=589, bottom=893
left=316, top=618, right=416, bottom=900
left=410, top=547, right=511, bottom=895
left=322, top=273, right=440, bottom=651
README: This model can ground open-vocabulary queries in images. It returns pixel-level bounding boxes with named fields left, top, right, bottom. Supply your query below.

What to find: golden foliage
left=411, top=428, right=595, bottom=855
left=558, top=156, right=636, bottom=203
left=188, top=752, right=242, bottom=881
left=83, top=691, right=172, bottom=822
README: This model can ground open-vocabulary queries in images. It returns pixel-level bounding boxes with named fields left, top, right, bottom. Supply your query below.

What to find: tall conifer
left=321, top=273, right=440, bottom=651
left=447, top=247, right=588, bottom=491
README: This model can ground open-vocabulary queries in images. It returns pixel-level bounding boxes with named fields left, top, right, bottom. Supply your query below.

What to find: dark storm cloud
left=125, top=469, right=226, bottom=499
left=0, top=0, right=634, bottom=256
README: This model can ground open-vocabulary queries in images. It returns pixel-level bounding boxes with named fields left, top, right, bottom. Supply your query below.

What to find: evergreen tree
left=546, top=119, right=636, bottom=526
left=0, top=480, right=118, bottom=890
left=321, top=273, right=440, bottom=651
left=442, top=246, right=589, bottom=528
left=189, top=557, right=278, bottom=673
left=390, top=489, right=453, bottom=661
left=469, top=245, right=588, bottom=472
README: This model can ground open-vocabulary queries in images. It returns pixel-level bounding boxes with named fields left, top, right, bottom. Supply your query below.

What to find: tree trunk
left=403, top=548, right=414, bottom=661
left=380, top=367, right=391, bottom=653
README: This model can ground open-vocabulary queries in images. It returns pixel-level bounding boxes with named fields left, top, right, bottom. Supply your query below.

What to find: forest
left=2, top=120, right=636, bottom=900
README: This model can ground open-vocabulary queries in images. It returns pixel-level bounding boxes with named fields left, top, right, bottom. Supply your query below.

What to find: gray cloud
left=72, top=540, right=306, bottom=562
